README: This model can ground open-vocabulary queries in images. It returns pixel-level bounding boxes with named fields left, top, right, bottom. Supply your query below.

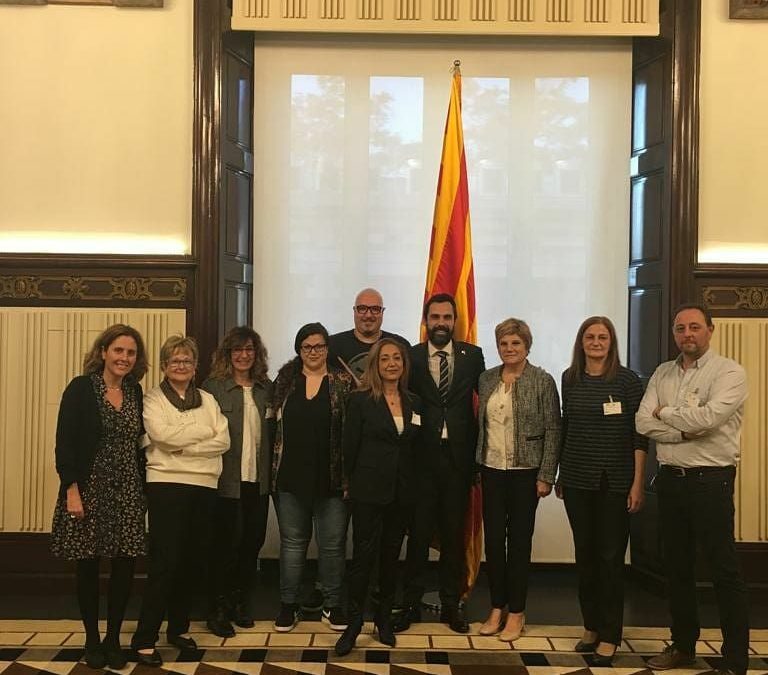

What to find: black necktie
left=436, top=350, right=450, bottom=403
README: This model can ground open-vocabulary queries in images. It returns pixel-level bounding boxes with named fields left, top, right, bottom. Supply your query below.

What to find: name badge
left=603, top=396, right=622, bottom=416
left=411, top=413, right=421, bottom=426
left=685, top=392, right=700, bottom=407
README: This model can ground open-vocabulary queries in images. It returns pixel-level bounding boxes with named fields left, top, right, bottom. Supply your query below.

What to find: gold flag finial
left=452, top=59, right=461, bottom=74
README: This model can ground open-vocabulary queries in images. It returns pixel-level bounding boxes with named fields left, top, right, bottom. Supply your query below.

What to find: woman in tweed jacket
left=475, top=318, right=561, bottom=642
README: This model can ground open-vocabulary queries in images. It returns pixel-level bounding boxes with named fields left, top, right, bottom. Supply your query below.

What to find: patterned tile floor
left=1, top=622, right=767, bottom=675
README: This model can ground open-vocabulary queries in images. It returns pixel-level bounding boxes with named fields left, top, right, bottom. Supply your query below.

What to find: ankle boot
left=230, top=589, right=255, bottom=628
left=334, top=617, right=363, bottom=656
left=207, top=596, right=236, bottom=638
left=374, top=614, right=396, bottom=647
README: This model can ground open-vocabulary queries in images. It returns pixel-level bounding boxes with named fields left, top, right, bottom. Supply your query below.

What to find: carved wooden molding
left=0, top=275, right=187, bottom=304
left=703, top=286, right=768, bottom=311
left=0, top=0, right=163, bottom=6
left=232, top=0, right=658, bottom=34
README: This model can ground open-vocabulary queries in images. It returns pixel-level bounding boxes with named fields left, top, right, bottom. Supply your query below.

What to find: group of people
left=51, top=288, right=750, bottom=675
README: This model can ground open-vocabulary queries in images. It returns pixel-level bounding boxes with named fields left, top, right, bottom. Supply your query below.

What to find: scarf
left=160, top=378, right=203, bottom=412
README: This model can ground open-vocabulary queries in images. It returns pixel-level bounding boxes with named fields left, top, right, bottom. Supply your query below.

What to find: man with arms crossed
left=329, top=288, right=409, bottom=383
left=394, top=293, right=485, bottom=634
left=636, top=303, right=749, bottom=675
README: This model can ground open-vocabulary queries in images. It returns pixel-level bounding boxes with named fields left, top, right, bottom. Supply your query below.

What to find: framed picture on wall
left=730, top=0, right=768, bottom=19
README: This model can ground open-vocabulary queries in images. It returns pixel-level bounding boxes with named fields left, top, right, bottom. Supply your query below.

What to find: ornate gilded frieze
left=0, top=275, right=187, bottom=304
left=703, top=286, right=768, bottom=311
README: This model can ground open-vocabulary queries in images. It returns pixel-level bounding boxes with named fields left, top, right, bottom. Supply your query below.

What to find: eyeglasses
left=167, top=359, right=196, bottom=369
left=232, top=346, right=255, bottom=354
left=354, top=305, right=384, bottom=315
left=300, top=344, right=327, bottom=354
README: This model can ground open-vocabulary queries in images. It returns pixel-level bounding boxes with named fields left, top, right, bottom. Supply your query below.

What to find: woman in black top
left=271, top=323, right=354, bottom=633
left=335, top=338, right=421, bottom=656
left=558, top=316, right=648, bottom=665
left=50, top=324, right=148, bottom=670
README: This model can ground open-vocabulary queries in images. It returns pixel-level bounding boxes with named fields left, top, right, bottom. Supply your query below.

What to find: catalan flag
left=421, top=61, right=482, bottom=598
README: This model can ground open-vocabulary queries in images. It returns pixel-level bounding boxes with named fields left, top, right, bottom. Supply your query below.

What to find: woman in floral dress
left=51, top=324, right=149, bottom=670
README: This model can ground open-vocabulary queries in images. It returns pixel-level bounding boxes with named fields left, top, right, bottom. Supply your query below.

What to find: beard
left=428, top=324, right=453, bottom=348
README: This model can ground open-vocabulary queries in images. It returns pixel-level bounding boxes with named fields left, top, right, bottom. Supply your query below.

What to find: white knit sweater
left=142, top=386, right=230, bottom=489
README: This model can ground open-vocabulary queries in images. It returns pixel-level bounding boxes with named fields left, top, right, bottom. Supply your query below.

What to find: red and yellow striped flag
left=421, top=62, right=477, bottom=344
left=421, top=62, right=482, bottom=599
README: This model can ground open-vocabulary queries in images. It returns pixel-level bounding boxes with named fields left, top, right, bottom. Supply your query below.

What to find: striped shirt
left=559, top=365, right=647, bottom=492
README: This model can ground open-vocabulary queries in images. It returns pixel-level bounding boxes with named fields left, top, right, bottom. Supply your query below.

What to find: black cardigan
left=54, top=375, right=145, bottom=498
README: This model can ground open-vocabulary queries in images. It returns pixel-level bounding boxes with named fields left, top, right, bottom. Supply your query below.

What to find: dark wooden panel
left=224, top=166, right=253, bottom=261
left=628, top=287, right=663, bottom=380
left=630, top=171, right=664, bottom=265
left=0, top=254, right=193, bottom=308
left=223, top=282, right=251, bottom=334
left=632, top=56, right=665, bottom=153
left=225, top=50, right=253, bottom=150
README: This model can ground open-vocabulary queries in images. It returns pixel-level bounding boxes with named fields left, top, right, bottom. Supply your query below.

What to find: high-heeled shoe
left=498, top=612, right=525, bottom=642
left=334, top=618, right=363, bottom=656
left=479, top=609, right=507, bottom=636
left=374, top=617, right=396, bottom=647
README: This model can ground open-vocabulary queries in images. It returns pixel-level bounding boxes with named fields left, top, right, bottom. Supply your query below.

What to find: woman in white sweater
left=131, top=336, right=229, bottom=667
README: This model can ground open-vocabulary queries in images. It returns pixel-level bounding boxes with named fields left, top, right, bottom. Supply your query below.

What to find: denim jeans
left=275, top=491, right=347, bottom=606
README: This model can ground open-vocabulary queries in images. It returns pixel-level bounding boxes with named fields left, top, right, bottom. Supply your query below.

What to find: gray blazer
left=202, top=376, right=274, bottom=498
left=475, top=363, right=561, bottom=484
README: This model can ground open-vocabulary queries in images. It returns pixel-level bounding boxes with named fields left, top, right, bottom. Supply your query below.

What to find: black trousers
left=347, top=499, right=408, bottom=621
left=209, top=482, right=270, bottom=605
left=481, top=466, right=539, bottom=612
left=132, top=483, right=216, bottom=649
left=656, top=465, right=749, bottom=675
left=402, top=449, right=469, bottom=610
left=562, top=479, right=629, bottom=645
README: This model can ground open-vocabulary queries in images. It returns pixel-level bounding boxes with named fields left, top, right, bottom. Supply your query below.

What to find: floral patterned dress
left=51, top=374, right=147, bottom=560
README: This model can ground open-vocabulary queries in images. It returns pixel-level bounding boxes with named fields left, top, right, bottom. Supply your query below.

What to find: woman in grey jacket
left=202, top=326, right=274, bottom=637
left=475, top=318, right=561, bottom=641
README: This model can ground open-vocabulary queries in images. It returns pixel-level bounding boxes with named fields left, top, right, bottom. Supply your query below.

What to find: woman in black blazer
left=50, top=324, right=148, bottom=670
left=335, top=338, right=421, bottom=656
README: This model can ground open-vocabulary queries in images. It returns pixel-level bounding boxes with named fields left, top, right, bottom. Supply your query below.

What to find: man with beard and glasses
left=393, top=293, right=485, bottom=634
left=636, top=303, right=749, bottom=675
left=329, top=288, right=410, bottom=384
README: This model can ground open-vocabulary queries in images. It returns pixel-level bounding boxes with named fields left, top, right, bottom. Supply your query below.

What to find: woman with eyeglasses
left=271, top=322, right=354, bottom=633
left=202, top=326, right=274, bottom=637
left=131, top=336, right=229, bottom=667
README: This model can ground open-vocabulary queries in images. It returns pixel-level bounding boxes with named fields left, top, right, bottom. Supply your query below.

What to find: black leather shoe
left=374, top=618, right=396, bottom=647
left=167, top=634, right=197, bottom=650
left=134, top=649, right=163, bottom=667
left=207, top=599, right=236, bottom=638
left=440, top=607, right=469, bottom=634
left=574, top=639, right=598, bottom=653
left=334, top=619, right=362, bottom=656
left=102, top=641, right=127, bottom=669
left=392, top=606, right=421, bottom=633
left=83, top=644, right=106, bottom=670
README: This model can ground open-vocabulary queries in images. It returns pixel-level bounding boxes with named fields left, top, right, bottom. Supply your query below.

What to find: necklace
left=105, top=384, right=122, bottom=391
left=384, top=391, right=400, bottom=407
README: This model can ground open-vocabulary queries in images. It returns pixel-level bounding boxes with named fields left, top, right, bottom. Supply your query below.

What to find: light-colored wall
left=0, top=1, right=193, bottom=255
left=698, top=1, right=768, bottom=263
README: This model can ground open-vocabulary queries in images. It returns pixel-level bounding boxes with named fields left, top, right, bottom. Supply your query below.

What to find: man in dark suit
left=394, top=293, right=485, bottom=634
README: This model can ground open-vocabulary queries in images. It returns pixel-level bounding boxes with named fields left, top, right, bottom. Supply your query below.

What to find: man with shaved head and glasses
left=329, top=288, right=410, bottom=384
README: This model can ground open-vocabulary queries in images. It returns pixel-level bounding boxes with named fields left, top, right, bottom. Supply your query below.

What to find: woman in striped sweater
left=557, top=316, right=648, bottom=666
